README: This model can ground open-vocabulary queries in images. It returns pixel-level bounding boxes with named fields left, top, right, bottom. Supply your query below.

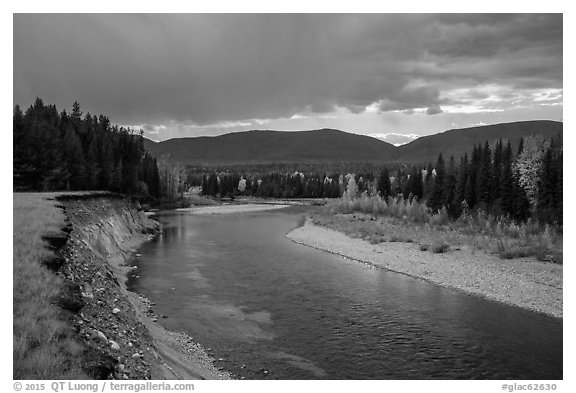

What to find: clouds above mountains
left=13, top=14, right=562, bottom=139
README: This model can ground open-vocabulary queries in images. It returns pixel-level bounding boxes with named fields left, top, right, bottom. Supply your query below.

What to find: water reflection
left=129, top=207, right=562, bottom=380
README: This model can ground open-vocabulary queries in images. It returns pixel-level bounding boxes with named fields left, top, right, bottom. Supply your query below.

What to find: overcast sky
left=13, top=14, right=562, bottom=141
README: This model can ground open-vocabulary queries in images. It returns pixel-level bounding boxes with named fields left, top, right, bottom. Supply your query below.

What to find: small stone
left=96, top=331, right=108, bottom=343
left=110, top=340, right=120, bottom=350
left=112, top=307, right=121, bottom=314
left=132, top=353, right=142, bottom=359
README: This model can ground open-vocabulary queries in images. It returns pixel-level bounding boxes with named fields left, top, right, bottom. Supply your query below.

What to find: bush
left=322, top=190, right=562, bottom=263
left=328, top=194, right=431, bottom=224
left=432, top=243, right=450, bottom=253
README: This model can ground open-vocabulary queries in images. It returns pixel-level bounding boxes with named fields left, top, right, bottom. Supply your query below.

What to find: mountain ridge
left=143, top=120, right=562, bottom=165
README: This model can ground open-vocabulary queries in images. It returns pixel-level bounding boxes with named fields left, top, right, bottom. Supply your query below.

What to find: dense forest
left=396, top=136, right=563, bottom=224
left=197, top=134, right=562, bottom=224
left=13, top=98, right=161, bottom=198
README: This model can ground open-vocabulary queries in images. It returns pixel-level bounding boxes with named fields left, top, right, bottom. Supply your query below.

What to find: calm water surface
left=128, top=206, right=562, bottom=379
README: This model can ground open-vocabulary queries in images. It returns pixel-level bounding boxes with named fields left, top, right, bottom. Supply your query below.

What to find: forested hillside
left=396, top=120, right=562, bottom=164
left=143, top=121, right=562, bottom=165
left=143, top=129, right=397, bottom=164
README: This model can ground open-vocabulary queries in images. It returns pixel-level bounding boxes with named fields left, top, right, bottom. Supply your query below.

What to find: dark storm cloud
left=13, top=14, right=562, bottom=126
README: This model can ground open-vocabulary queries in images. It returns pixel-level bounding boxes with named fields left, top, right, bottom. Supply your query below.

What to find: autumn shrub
left=321, top=191, right=562, bottom=262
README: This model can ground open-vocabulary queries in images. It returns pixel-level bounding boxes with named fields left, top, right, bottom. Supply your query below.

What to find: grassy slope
left=13, top=193, right=89, bottom=379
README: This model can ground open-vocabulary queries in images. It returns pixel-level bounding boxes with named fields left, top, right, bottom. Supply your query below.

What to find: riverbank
left=287, top=217, right=562, bottom=319
left=13, top=192, right=230, bottom=380
left=176, top=203, right=290, bottom=214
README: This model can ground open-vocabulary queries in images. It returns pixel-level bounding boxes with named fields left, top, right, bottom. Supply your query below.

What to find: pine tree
left=500, top=142, right=515, bottom=217
left=512, top=175, right=531, bottom=222
left=465, top=145, right=480, bottom=208
left=455, top=154, right=468, bottom=209
left=408, top=166, right=424, bottom=201
left=491, top=139, right=503, bottom=206
left=476, top=141, right=492, bottom=206
left=443, top=155, right=458, bottom=217
left=537, top=139, right=563, bottom=224
left=63, top=126, right=86, bottom=190
left=377, top=168, right=391, bottom=201
left=85, top=132, right=100, bottom=189
left=427, top=153, right=445, bottom=212
left=423, top=162, right=434, bottom=199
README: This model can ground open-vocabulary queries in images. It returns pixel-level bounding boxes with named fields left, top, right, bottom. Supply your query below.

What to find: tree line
left=380, top=135, right=562, bottom=224
left=200, top=171, right=343, bottom=199
left=15, top=98, right=560, bottom=222
left=13, top=98, right=161, bottom=198
left=196, top=134, right=561, bottom=224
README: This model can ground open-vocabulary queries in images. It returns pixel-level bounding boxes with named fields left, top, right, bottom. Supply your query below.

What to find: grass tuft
left=431, top=243, right=450, bottom=253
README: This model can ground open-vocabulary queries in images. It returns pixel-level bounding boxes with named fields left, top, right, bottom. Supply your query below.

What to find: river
left=127, top=206, right=562, bottom=379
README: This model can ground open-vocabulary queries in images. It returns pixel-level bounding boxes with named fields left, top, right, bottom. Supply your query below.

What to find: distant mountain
left=395, top=120, right=563, bottom=164
left=367, top=133, right=421, bottom=146
left=143, top=121, right=562, bottom=166
left=143, top=128, right=397, bottom=164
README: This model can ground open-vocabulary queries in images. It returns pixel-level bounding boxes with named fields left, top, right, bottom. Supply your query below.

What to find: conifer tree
left=476, top=141, right=492, bottom=206
left=63, top=126, right=86, bottom=190
left=443, top=155, right=458, bottom=217
left=491, top=139, right=503, bottom=204
left=427, top=153, right=445, bottom=212
left=537, top=139, right=563, bottom=223
left=500, top=141, right=515, bottom=217
left=377, top=168, right=392, bottom=201
left=455, top=154, right=468, bottom=208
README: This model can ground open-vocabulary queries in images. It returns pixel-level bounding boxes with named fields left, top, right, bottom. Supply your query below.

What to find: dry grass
left=314, top=195, right=562, bottom=263
left=13, top=193, right=90, bottom=379
left=186, top=194, right=219, bottom=206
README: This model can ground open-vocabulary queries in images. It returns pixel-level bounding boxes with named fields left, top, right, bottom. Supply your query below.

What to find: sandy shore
left=176, top=203, right=290, bottom=214
left=287, top=220, right=562, bottom=318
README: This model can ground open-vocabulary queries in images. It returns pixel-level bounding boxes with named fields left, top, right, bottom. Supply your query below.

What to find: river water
left=128, top=206, right=562, bottom=380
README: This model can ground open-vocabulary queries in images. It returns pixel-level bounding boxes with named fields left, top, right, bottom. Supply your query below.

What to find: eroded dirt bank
left=54, top=194, right=229, bottom=380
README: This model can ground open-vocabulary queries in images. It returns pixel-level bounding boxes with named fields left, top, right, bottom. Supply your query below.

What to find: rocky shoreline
left=50, top=194, right=230, bottom=380
left=287, top=219, right=563, bottom=319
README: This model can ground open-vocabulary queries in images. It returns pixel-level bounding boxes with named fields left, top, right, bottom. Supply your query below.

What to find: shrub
left=432, top=243, right=450, bottom=253
left=321, top=189, right=562, bottom=263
